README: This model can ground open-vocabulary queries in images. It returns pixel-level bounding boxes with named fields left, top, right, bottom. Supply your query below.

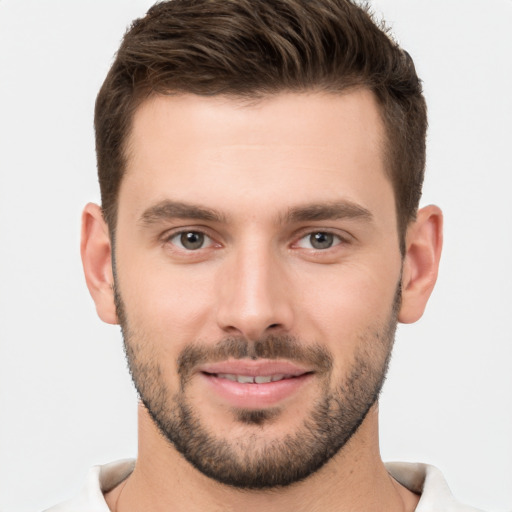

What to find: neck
left=105, top=403, right=419, bottom=512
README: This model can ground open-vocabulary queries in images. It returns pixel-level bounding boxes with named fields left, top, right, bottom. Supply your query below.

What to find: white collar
left=45, top=459, right=482, bottom=511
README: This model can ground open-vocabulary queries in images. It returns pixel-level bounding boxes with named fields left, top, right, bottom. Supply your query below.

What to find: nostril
left=268, top=323, right=280, bottom=329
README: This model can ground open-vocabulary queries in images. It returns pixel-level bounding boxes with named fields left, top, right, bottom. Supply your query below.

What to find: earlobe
left=398, top=205, right=443, bottom=324
left=80, top=203, right=118, bottom=325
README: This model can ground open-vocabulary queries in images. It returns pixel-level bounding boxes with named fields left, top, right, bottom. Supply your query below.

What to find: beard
left=115, top=284, right=400, bottom=490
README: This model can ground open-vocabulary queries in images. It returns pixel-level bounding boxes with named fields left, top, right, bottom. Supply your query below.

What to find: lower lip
left=200, top=373, right=313, bottom=409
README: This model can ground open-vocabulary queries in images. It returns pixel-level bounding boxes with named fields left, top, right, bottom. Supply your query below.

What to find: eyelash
left=161, top=228, right=349, bottom=254
left=162, top=229, right=217, bottom=251
left=294, top=231, right=346, bottom=251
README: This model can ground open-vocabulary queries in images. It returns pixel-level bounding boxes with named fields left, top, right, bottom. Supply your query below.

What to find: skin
left=81, top=90, right=442, bottom=512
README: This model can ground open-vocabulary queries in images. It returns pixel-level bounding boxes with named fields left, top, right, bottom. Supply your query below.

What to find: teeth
left=254, top=375, right=272, bottom=384
left=237, top=375, right=255, bottom=384
left=217, top=373, right=238, bottom=382
left=216, top=373, right=291, bottom=383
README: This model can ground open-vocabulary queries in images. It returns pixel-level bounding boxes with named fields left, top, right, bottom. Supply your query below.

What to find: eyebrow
left=140, top=200, right=227, bottom=225
left=283, top=200, right=373, bottom=224
left=139, top=199, right=372, bottom=227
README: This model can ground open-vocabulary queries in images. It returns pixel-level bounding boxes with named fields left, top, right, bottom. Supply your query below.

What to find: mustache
left=177, top=334, right=333, bottom=382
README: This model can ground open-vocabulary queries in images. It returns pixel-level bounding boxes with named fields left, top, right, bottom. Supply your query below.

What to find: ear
left=398, top=205, right=443, bottom=324
left=80, top=203, right=118, bottom=324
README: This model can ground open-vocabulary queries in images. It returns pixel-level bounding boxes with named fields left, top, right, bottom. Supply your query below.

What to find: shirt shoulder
left=386, top=462, right=484, bottom=512
left=43, top=459, right=135, bottom=512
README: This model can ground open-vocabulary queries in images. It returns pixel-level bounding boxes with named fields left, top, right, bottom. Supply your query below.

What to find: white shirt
left=44, top=459, right=483, bottom=511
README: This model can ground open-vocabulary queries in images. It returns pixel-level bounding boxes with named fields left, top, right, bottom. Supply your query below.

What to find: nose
left=215, top=243, right=294, bottom=341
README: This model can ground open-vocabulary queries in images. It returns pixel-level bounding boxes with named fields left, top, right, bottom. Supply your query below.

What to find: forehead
left=121, top=90, right=393, bottom=224
left=127, top=89, right=385, bottom=157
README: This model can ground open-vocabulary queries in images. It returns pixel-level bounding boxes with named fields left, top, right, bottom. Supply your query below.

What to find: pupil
left=181, top=232, right=204, bottom=250
left=311, top=232, right=333, bottom=249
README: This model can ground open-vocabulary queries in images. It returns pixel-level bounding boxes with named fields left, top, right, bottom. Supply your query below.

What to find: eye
left=168, top=231, right=212, bottom=250
left=296, top=232, right=342, bottom=250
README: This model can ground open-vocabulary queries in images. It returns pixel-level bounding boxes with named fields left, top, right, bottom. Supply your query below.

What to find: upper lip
left=197, top=360, right=312, bottom=377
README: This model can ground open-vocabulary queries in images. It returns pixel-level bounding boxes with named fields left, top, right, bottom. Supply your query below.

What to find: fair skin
left=82, top=90, right=442, bottom=512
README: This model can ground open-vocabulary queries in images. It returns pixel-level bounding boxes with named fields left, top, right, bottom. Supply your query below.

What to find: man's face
left=113, top=91, right=403, bottom=488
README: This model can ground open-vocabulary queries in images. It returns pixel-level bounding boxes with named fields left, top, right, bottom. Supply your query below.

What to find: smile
left=211, top=373, right=296, bottom=384
left=197, top=361, right=314, bottom=408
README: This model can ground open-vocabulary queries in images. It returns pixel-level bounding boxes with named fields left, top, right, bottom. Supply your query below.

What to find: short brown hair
left=95, top=0, right=427, bottom=243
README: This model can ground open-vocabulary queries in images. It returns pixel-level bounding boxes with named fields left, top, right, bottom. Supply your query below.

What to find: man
left=46, top=0, right=479, bottom=510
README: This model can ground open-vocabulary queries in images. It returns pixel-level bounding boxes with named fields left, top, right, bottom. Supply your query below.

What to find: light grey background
left=0, top=1, right=511, bottom=511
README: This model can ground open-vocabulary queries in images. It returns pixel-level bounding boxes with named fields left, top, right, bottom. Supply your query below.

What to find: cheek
left=299, top=261, right=397, bottom=315
left=120, top=256, right=221, bottom=343
left=117, top=265, right=217, bottom=393
left=292, top=260, right=400, bottom=354
left=112, top=240, right=179, bottom=307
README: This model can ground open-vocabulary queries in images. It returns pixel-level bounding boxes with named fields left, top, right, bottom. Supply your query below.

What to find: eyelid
left=160, top=226, right=221, bottom=249
left=295, top=232, right=341, bottom=250
left=172, top=232, right=213, bottom=250
left=291, top=228, right=352, bottom=248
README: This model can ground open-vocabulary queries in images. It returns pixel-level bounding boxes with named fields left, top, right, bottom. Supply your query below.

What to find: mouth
left=197, top=360, right=314, bottom=409
left=209, top=373, right=301, bottom=384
